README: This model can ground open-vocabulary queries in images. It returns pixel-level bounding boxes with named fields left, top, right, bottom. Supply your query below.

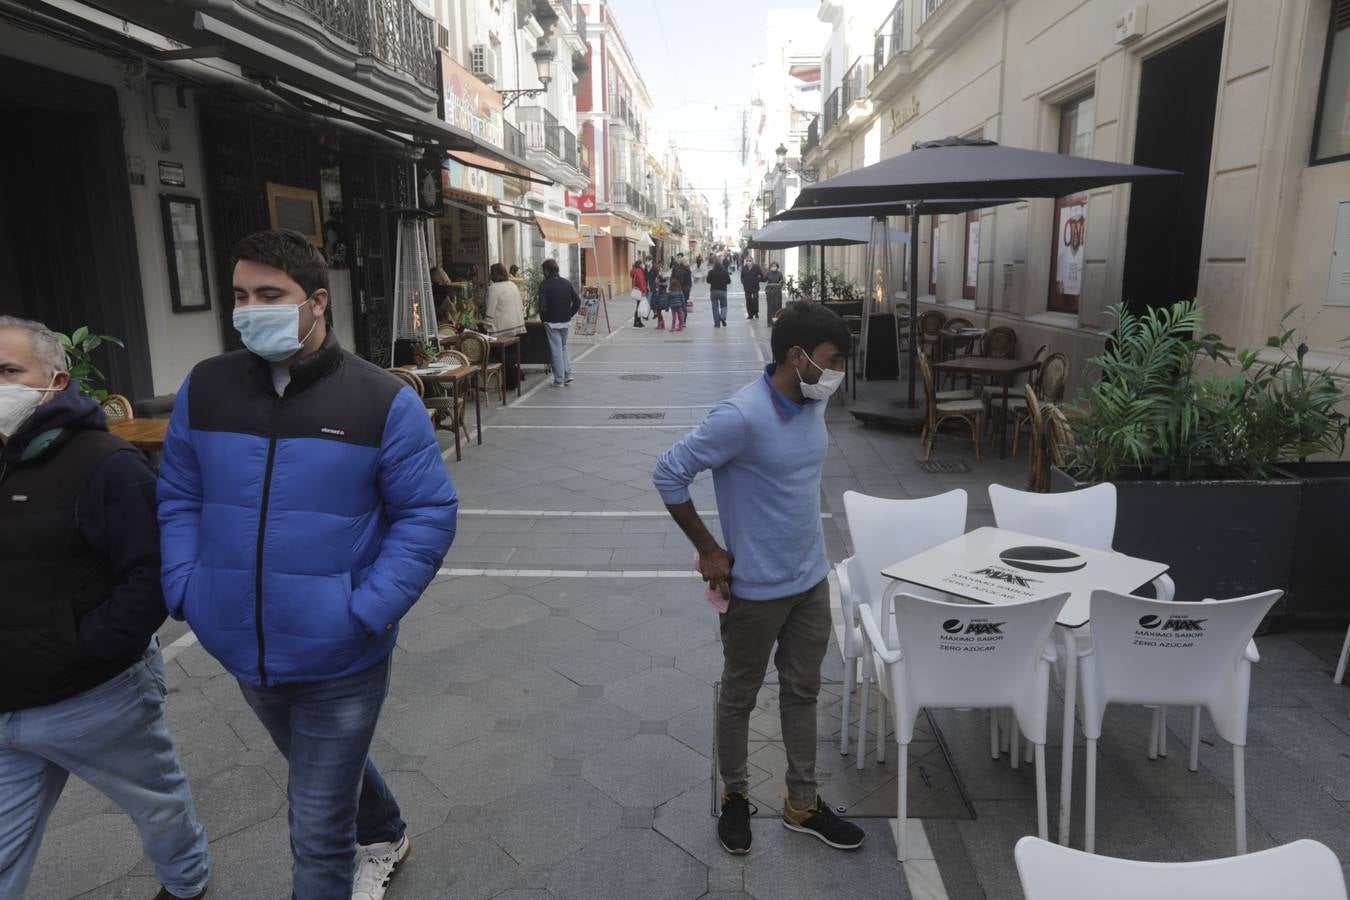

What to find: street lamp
left=501, top=43, right=555, bottom=109
left=775, top=142, right=817, bottom=183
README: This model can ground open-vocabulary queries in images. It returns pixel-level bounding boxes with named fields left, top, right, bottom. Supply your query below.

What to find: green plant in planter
left=1062, top=301, right=1348, bottom=482
left=55, top=326, right=124, bottom=402
left=518, top=262, right=545, bottom=319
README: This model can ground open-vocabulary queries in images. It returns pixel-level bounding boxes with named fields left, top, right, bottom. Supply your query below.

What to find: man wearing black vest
left=0, top=317, right=210, bottom=899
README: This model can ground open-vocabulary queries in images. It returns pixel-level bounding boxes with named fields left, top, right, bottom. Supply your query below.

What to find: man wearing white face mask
left=158, top=231, right=457, bottom=900
left=0, top=317, right=210, bottom=899
left=652, top=303, right=862, bottom=856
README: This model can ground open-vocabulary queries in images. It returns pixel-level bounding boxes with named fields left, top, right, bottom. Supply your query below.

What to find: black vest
left=0, top=428, right=141, bottom=711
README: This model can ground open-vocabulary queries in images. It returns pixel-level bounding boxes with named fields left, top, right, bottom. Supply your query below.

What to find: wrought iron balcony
left=517, top=106, right=562, bottom=158
left=504, top=121, right=526, bottom=160
left=822, top=86, right=842, bottom=133
left=841, top=57, right=872, bottom=108
left=922, top=0, right=946, bottom=20
left=874, top=0, right=907, bottom=72
left=609, top=180, right=640, bottom=209
left=803, top=115, right=820, bottom=156
left=354, top=0, right=436, bottom=88
left=559, top=125, right=579, bottom=170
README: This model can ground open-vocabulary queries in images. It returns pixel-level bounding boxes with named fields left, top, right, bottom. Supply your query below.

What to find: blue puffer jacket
left=157, top=333, right=458, bottom=685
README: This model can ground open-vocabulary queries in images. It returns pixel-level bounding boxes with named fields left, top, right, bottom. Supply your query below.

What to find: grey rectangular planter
left=1272, top=462, right=1350, bottom=622
left=1050, top=467, right=1299, bottom=616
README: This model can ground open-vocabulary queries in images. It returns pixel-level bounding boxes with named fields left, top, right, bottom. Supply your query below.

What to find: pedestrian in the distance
left=666, top=273, right=687, bottom=332
left=0, top=317, right=211, bottom=900
left=630, top=259, right=648, bottom=328
left=651, top=270, right=669, bottom=331
left=706, top=259, right=731, bottom=328
left=484, top=263, right=527, bottom=338
left=672, top=254, right=694, bottom=311
left=764, top=261, right=785, bottom=322
left=539, top=257, right=582, bottom=386
left=158, top=230, right=458, bottom=900
left=741, top=256, right=764, bottom=321
left=652, top=302, right=861, bottom=858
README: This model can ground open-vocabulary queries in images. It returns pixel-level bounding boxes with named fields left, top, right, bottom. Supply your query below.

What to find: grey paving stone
left=547, top=828, right=707, bottom=900
left=676, top=642, right=726, bottom=684
left=570, top=595, right=662, bottom=632
left=552, top=758, right=583, bottom=777
left=190, top=764, right=286, bottom=840
left=384, top=827, right=519, bottom=900
left=394, top=613, right=478, bottom=654
left=495, top=717, right=523, bottom=733
left=422, top=576, right=516, bottom=610
left=175, top=643, right=227, bottom=679
left=743, top=816, right=903, bottom=898
left=494, top=616, right=599, bottom=657
left=621, top=616, right=718, bottom=657
left=605, top=667, right=710, bottom=721
left=548, top=639, right=652, bottom=686
left=577, top=685, right=605, bottom=699
left=189, top=815, right=293, bottom=899
left=471, top=531, right=574, bottom=548
left=378, top=694, right=497, bottom=755
left=28, top=814, right=143, bottom=900
left=1247, top=705, right=1350, bottom=800
left=583, top=734, right=709, bottom=808
left=640, top=719, right=670, bottom=735
left=381, top=770, right=452, bottom=837
left=467, top=666, right=580, bottom=718
left=491, top=778, right=623, bottom=867
left=442, top=545, right=518, bottom=564
left=569, top=531, right=668, bottom=549
left=521, top=580, right=608, bottom=610
left=422, top=735, right=552, bottom=806
left=520, top=698, right=640, bottom=760
left=512, top=548, right=616, bottom=567
left=463, top=594, right=551, bottom=630
left=200, top=673, right=249, bottom=713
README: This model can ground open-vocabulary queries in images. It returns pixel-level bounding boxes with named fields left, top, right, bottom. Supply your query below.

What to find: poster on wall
left=964, top=218, right=980, bottom=291
left=1050, top=194, right=1088, bottom=313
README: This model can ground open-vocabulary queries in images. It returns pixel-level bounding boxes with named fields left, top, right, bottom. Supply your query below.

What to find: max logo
left=1138, top=615, right=1208, bottom=632
left=972, top=567, right=1039, bottom=588
left=943, top=618, right=1006, bottom=635
left=320, top=427, right=348, bottom=437
left=999, top=546, right=1086, bottom=574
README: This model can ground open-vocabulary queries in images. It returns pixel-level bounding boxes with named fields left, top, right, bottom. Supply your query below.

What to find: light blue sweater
left=653, top=369, right=830, bottom=600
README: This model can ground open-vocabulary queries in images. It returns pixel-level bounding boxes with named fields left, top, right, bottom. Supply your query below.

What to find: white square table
left=880, top=526, right=1169, bottom=845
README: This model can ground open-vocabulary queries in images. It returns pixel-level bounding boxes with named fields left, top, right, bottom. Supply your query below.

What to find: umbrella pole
left=907, top=203, right=922, bottom=408
left=820, top=245, right=826, bottom=302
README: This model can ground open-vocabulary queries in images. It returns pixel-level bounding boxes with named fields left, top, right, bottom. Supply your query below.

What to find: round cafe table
left=408, top=364, right=482, bottom=461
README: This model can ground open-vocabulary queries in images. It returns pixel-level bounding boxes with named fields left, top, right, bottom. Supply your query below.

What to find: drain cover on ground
left=710, top=680, right=974, bottom=820
left=609, top=412, right=666, bottom=420
left=619, top=373, right=664, bottom=381
left=918, top=459, right=970, bottom=474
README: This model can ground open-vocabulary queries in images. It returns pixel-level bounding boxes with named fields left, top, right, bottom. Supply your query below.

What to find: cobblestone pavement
left=36, top=282, right=1350, bottom=899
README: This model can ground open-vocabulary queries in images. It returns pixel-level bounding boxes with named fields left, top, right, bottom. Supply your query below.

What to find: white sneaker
left=352, top=835, right=410, bottom=900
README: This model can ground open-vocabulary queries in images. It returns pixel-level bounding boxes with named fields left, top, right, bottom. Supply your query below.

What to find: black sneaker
left=718, top=793, right=757, bottom=855
left=782, top=796, right=865, bottom=850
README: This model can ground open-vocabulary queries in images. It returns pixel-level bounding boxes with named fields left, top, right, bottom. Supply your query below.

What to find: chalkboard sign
left=265, top=183, right=322, bottom=247
left=574, top=285, right=611, bottom=338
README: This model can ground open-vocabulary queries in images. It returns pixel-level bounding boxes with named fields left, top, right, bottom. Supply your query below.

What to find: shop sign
left=442, top=158, right=503, bottom=201
left=889, top=96, right=920, bottom=134
left=567, top=191, right=597, bottom=212
left=440, top=52, right=503, bottom=148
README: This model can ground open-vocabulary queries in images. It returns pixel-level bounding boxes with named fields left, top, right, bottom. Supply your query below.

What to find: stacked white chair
left=988, top=483, right=1177, bottom=843
left=859, top=589, right=1069, bottom=860
left=834, top=490, right=967, bottom=766
left=1077, top=589, right=1282, bottom=854
left=1015, top=836, right=1347, bottom=900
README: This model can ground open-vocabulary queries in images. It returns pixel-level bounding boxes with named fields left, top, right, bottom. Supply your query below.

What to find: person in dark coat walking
left=764, top=261, right=785, bottom=322
left=0, top=316, right=210, bottom=900
left=706, top=260, right=732, bottom=328
left=740, top=257, right=764, bottom=321
left=671, top=254, right=694, bottom=311
left=538, top=258, right=583, bottom=385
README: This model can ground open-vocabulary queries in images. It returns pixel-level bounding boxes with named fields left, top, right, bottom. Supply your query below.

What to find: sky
left=604, top=0, right=819, bottom=235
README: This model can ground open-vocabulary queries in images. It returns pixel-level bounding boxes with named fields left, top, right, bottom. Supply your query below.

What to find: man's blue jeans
left=237, top=654, right=404, bottom=900
left=711, top=290, right=728, bottom=325
left=545, top=324, right=572, bottom=384
left=0, top=639, right=210, bottom=899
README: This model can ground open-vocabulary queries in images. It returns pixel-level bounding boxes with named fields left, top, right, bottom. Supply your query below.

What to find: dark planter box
left=521, top=321, right=551, bottom=367
left=1050, top=467, right=1299, bottom=615
left=1272, top=461, right=1350, bottom=622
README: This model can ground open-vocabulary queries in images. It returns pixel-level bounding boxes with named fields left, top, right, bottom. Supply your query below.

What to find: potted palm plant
left=1052, top=302, right=1348, bottom=618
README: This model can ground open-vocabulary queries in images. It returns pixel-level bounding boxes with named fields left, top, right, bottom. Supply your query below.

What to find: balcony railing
left=841, top=57, right=872, bottom=108
left=517, top=106, right=561, bottom=158
left=610, top=180, right=634, bottom=208
left=803, top=115, right=820, bottom=155
left=504, top=121, right=526, bottom=160
left=922, top=0, right=945, bottom=20
left=822, top=87, right=842, bottom=133
left=559, top=125, right=579, bottom=169
left=575, top=3, right=588, bottom=40
left=284, top=0, right=435, bottom=87
left=874, top=0, right=907, bottom=71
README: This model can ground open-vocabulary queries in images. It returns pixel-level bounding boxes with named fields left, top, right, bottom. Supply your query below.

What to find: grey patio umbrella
left=782, top=137, right=1179, bottom=413
left=747, top=217, right=909, bottom=249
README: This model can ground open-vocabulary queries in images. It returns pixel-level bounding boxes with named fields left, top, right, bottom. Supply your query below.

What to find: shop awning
left=536, top=214, right=582, bottom=244
left=191, top=12, right=546, bottom=178
left=633, top=232, right=655, bottom=250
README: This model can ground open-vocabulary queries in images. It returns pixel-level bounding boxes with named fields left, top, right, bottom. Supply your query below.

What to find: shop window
left=1048, top=92, right=1094, bottom=313
left=1314, top=0, right=1350, bottom=163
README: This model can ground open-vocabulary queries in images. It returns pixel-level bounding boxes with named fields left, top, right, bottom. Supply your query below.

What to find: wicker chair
left=981, top=326, right=1018, bottom=359
left=458, top=331, right=505, bottom=406
left=919, top=351, right=983, bottom=463
left=101, top=393, right=134, bottom=421
left=1011, top=352, right=1070, bottom=460
left=1023, top=383, right=1051, bottom=492
left=389, top=366, right=468, bottom=443
left=918, top=310, right=947, bottom=357
left=983, top=343, right=1047, bottom=414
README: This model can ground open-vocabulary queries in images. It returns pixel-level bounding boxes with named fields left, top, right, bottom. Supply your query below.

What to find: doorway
left=1121, top=23, right=1225, bottom=316
left=0, top=59, right=152, bottom=400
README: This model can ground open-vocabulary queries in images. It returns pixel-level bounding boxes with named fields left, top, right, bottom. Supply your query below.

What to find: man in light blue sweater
left=653, top=303, right=865, bottom=856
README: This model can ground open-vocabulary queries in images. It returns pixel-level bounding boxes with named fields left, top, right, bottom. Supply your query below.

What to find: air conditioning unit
left=470, top=44, right=499, bottom=84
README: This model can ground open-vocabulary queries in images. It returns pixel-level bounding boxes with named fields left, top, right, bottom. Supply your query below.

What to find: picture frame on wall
left=265, top=182, right=323, bottom=247
left=159, top=194, right=212, bottom=313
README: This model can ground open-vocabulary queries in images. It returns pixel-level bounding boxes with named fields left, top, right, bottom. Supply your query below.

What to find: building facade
left=803, top=0, right=1350, bottom=391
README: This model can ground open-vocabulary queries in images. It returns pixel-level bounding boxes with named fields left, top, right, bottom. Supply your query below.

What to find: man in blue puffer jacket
left=158, top=231, right=458, bottom=900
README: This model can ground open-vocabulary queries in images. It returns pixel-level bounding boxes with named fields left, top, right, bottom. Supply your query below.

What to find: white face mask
left=796, top=350, right=845, bottom=401
left=0, top=378, right=59, bottom=441
left=233, top=296, right=317, bottom=363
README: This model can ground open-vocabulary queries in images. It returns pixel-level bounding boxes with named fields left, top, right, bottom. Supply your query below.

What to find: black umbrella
left=747, top=217, right=909, bottom=249
left=769, top=198, right=1018, bottom=221
left=783, top=137, right=1179, bottom=412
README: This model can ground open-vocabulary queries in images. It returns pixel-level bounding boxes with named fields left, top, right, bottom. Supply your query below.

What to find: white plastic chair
left=1015, top=836, right=1348, bottom=900
left=859, top=589, right=1069, bottom=860
left=834, top=489, right=966, bottom=765
left=988, top=482, right=1178, bottom=843
left=1078, top=589, right=1282, bottom=855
